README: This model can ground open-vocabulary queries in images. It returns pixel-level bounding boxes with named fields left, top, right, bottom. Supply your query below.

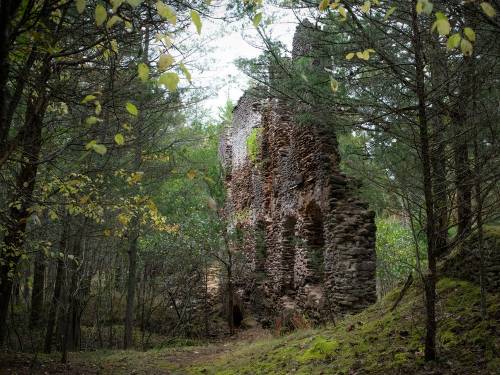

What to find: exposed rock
left=220, top=22, right=377, bottom=324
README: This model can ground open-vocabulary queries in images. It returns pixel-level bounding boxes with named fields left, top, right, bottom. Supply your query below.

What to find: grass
left=2, top=278, right=498, bottom=374
left=189, top=278, right=499, bottom=375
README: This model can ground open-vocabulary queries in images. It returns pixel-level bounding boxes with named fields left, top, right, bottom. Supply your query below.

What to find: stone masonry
left=220, top=22, right=376, bottom=324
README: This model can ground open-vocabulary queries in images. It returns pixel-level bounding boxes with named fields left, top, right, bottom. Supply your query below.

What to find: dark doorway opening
left=232, top=305, right=243, bottom=327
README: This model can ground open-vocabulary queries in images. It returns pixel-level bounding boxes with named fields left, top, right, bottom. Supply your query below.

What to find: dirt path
left=0, top=328, right=271, bottom=374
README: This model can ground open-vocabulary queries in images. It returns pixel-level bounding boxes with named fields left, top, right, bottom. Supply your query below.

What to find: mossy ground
left=1, top=278, right=498, bottom=374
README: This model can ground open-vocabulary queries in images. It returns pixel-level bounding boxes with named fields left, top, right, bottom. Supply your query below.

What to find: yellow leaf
left=158, top=54, right=174, bottom=71
left=114, top=133, right=125, bottom=145
left=345, top=52, right=355, bottom=60
left=187, top=169, right=196, bottom=180
left=432, top=13, right=450, bottom=36
left=463, top=27, right=476, bottom=42
left=319, top=0, right=329, bottom=11
left=106, top=15, right=122, bottom=29
left=118, top=213, right=131, bottom=226
left=156, top=1, right=176, bottom=25
left=111, top=0, right=124, bottom=12
left=338, top=5, right=347, bottom=19
left=361, top=1, right=371, bottom=14
left=384, top=6, right=396, bottom=20
left=158, top=72, right=179, bottom=91
left=76, top=0, right=86, bottom=14
left=95, top=4, right=107, bottom=27
left=179, top=63, right=192, bottom=82
left=191, top=10, right=202, bottom=34
left=95, top=101, right=102, bottom=115
left=138, top=63, right=149, bottom=82
left=460, top=38, right=473, bottom=56
left=480, top=2, right=496, bottom=18
left=127, top=0, right=142, bottom=7
left=110, top=39, right=118, bottom=53
left=85, top=116, right=100, bottom=125
left=253, top=12, right=262, bottom=27
left=81, top=94, right=96, bottom=104
left=126, top=102, right=138, bottom=116
left=330, top=78, right=339, bottom=92
left=447, top=33, right=461, bottom=50
left=416, top=0, right=433, bottom=15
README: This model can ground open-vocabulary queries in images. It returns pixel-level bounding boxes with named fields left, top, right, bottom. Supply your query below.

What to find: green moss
left=246, top=128, right=262, bottom=162
left=298, top=336, right=338, bottom=362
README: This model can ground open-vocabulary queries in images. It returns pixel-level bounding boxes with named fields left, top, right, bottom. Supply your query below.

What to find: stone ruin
left=219, top=21, right=376, bottom=325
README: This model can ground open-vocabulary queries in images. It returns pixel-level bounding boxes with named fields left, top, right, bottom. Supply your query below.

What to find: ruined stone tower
left=220, top=21, right=376, bottom=324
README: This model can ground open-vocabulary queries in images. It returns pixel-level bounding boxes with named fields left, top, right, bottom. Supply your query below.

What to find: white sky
left=188, top=2, right=300, bottom=116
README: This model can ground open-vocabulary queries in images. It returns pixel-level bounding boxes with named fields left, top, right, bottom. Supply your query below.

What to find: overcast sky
left=189, top=2, right=300, bottom=116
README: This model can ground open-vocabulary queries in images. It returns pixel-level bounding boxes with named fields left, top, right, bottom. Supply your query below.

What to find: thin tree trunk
left=124, top=230, right=138, bottom=349
left=30, top=251, right=46, bottom=328
left=411, top=3, right=437, bottom=361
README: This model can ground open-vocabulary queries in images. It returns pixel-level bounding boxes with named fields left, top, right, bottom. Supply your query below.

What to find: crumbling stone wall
left=220, top=22, right=377, bottom=324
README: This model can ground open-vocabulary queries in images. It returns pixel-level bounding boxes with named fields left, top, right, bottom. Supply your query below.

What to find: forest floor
left=1, top=278, right=499, bottom=375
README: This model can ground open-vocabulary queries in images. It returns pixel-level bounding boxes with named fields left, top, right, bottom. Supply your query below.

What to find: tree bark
left=44, top=220, right=68, bottom=354
left=0, top=86, right=48, bottom=343
left=30, top=251, right=46, bottom=328
left=411, top=3, right=437, bottom=361
left=124, top=229, right=139, bottom=349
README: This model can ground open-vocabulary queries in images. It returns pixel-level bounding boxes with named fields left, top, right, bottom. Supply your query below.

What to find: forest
left=0, top=0, right=499, bottom=374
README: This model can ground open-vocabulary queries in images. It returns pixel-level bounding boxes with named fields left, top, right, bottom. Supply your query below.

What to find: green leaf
left=106, top=15, right=122, bottom=29
left=156, top=1, right=176, bottom=25
left=191, top=10, right=202, bottom=34
left=93, top=144, right=107, bottom=155
left=460, top=38, right=473, bottom=56
left=114, top=133, right=125, bottom=145
left=127, top=0, right=142, bottom=7
left=159, top=72, right=179, bottom=91
left=463, top=27, right=476, bottom=42
left=111, top=0, right=124, bottom=12
left=81, top=94, right=96, bottom=104
left=179, top=63, right=192, bottom=82
left=85, top=116, right=99, bottom=125
left=158, top=54, right=174, bottom=71
left=253, top=12, right=262, bottom=27
left=416, top=0, right=433, bottom=15
left=432, top=12, right=450, bottom=36
left=138, top=63, right=149, bottom=82
left=446, top=33, right=461, bottom=50
left=126, top=102, right=138, bottom=116
left=95, top=4, right=107, bottom=27
left=86, top=141, right=107, bottom=155
left=76, top=0, right=86, bottom=14
left=480, top=2, right=496, bottom=18
left=330, top=78, right=339, bottom=92
left=384, top=6, right=396, bottom=20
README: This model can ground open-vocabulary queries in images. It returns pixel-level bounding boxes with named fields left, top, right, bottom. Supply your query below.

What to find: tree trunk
left=411, top=3, right=437, bottom=361
left=30, top=251, right=46, bottom=328
left=124, top=229, right=138, bottom=349
left=0, top=88, right=48, bottom=343
left=0, top=0, right=22, bottom=151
